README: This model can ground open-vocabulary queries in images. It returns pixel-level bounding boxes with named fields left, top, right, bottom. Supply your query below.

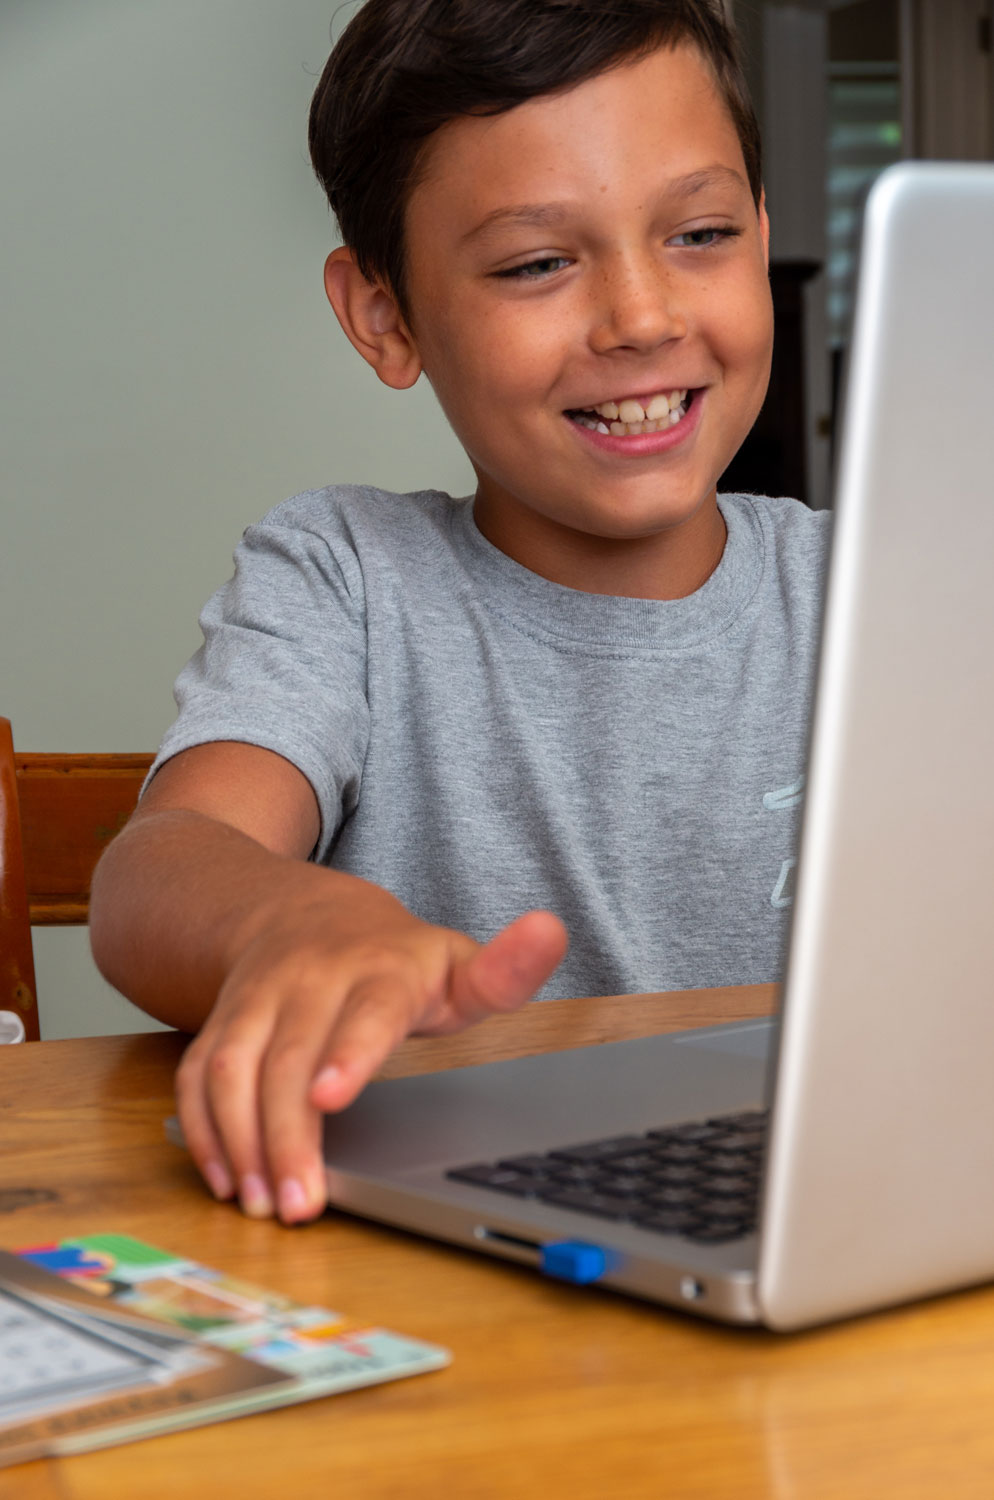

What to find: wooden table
left=4, top=985, right=994, bottom=1500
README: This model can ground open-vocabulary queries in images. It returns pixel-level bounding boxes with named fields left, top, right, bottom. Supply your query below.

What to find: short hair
left=308, top=0, right=762, bottom=320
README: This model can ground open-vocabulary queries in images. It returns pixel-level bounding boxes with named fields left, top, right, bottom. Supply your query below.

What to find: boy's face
left=396, top=43, right=772, bottom=596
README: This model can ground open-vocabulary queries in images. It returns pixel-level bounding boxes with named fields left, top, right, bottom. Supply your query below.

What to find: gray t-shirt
left=153, top=486, right=832, bottom=998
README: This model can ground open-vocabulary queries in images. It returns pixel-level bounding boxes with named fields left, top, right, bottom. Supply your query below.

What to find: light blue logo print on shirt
left=763, top=776, right=805, bottom=909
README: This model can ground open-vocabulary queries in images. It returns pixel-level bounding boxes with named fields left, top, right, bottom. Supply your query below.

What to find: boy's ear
left=323, top=247, right=422, bottom=390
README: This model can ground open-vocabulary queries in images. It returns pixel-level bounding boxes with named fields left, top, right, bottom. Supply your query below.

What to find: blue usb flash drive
left=539, top=1240, right=608, bottom=1284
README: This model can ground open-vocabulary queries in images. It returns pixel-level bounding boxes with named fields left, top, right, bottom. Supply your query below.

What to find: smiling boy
left=90, top=0, right=831, bottom=1226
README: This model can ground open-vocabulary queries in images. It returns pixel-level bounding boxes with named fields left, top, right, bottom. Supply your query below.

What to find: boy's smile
left=338, top=43, right=773, bottom=600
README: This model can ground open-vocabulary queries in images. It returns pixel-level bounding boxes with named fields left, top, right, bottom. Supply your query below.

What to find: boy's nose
left=587, top=255, right=687, bottom=355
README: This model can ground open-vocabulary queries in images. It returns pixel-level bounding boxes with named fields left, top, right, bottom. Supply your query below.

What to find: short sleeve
left=148, top=497, right=370, bottom=861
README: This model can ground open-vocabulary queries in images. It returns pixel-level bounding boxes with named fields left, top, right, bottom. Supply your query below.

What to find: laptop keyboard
left=446, top=1108, right=768, bottom=1244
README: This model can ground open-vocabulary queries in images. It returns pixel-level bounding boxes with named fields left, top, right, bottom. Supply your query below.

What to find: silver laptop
left=321, top=162, right=994, bottom=1330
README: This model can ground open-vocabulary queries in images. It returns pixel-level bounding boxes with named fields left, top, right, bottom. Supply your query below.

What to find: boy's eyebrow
left=462, top=165, right=750, bottom=245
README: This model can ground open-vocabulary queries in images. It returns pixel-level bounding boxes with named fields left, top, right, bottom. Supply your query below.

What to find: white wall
left=0, top=1, right=473, bottom=1037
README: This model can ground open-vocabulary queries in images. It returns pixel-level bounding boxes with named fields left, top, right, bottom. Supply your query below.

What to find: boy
left=90, top=0, right=831, bottom=1228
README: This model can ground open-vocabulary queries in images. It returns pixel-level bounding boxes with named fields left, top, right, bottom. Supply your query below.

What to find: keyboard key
left=650, top=1163, right=700, bottom=1185
left=548, top=1135, right=652, bottom=1164
left=538, top=1187, right=633, bottom=1220
left=446, top=1164, right=542, bottom=1196
left=648, top=1187, right=701, bottom=1212
left=705, top=1152, right=760, bottom=1174
left=685, top=1222, right=754, bottom=1243
left=650, top=1143, right=706, bottom=1164
left=596, top=1174, right=654, bottom=1197
left=547, top=1163, right=604, bottom=1184
left=606, top=1151, right=661, bottom=1173
left=708, top=1110, right=767, bottom=1129
left=701, top=1174, right=755, bottom=1197
left=709, top=1126, right=766, bottom=1147
left=699, top=1198, right=757, bottom=1221
left=632, top=1207, right=701, bottom=1234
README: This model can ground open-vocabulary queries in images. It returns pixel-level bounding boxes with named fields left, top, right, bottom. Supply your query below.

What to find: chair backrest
left=0, top=717, right=153, bottom=1040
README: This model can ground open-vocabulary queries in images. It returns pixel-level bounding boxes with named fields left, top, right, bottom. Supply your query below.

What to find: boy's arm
left=89, top=742, right=567, bottom=1225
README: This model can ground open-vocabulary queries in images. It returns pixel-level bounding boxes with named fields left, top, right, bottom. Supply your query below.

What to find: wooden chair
left=0, top=717, right=153, bottom=1040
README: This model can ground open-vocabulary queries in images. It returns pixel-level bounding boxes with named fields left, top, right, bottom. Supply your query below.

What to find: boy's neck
left=472, top=489, right=728, bottom=601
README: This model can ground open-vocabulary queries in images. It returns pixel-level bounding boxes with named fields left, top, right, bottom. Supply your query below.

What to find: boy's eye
left=494, top=256, right=571, bottom=280
left=668, top=227, right=740, bottom=249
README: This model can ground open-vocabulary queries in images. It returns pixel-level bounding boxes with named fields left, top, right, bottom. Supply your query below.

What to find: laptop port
left=474, top=1226, right=542, bottom=1253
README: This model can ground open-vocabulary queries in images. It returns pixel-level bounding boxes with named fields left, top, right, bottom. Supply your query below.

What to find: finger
left=449, top=909, right=568, bottom=1025
left=175, top=1037, right=237, bottom=1203
left=259, top=1012, right=340, bottom=1225
left=199, top=997, right=280, bottom=1219
left=309, top=975, right=420, bottom=1114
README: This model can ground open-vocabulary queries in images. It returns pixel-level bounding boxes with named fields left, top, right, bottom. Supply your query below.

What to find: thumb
left=450, top=909, right=569, bottom=1024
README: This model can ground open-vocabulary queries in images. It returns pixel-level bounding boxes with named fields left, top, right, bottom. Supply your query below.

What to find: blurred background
left=2, top=0, right=992, bottom=1037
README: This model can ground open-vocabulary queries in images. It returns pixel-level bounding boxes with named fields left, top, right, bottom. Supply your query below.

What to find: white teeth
left=591, top=389, right=690, bottom=421
left=618, top=398, right=645, bottom=424
left=570, top=390, right=692, bottom=437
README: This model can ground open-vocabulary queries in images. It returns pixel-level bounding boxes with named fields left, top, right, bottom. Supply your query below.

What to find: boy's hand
left=174, top=891, right=568, bottom=1225
left=90, top=744, right=568, bottom=1230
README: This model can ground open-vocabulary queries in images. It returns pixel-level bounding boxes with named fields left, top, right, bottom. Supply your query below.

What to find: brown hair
left=309, top=0, right=761, bottom=319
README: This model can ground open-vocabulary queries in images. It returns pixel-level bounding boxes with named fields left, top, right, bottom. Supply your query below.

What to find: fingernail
left=240, top=1172, right=274, bottom=1218
left=313, top=1068, right=347, bottom=1104
left=278, top=1177, right=309, bottom=1222
left=312, top=1064, right=344, bottom=1096
left=204, top=1159, right=234, bottom=1200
